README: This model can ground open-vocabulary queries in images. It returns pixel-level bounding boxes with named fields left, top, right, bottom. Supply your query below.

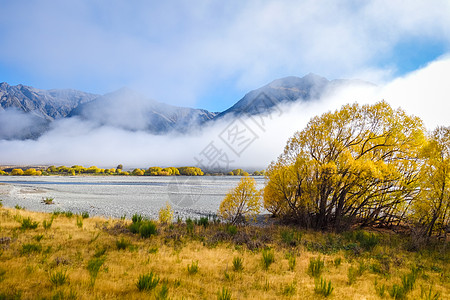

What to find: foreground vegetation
left=0, top=206, right=448, bottom=299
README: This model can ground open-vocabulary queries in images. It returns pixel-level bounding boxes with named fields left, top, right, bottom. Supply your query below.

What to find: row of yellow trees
left=219, top=101, right=448, bottom=237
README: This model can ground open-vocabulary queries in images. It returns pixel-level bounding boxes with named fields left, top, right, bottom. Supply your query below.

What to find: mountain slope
left=69, top=88, right=217, bottom=134
left=216, top=73, right=373, bottom=118
left=0, top=82, right=98, bottom=120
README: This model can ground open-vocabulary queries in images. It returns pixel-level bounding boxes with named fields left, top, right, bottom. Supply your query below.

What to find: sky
left=1, top=1, right=450, bottom=169
left=1, top=0, right=450, bottom=112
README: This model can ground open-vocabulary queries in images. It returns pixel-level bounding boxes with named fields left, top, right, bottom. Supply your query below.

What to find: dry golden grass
left=0, top=207, right=448, bottom=299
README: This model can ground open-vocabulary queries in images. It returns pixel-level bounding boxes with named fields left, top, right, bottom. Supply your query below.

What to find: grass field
left=0, top=206, right=448, bottom=299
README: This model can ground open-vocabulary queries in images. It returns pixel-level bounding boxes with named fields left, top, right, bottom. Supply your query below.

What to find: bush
left=314, top=277, right=333, bottom=297
left=308, top=257, right=324, bottom=278
left=198, top=217, right=209, bottom=228
left=43, top=218, right=53, bottom=230
left=21, top=217, right=38, bottom=230
left=21, top=243, right=42, bottom=255
left=136, top=272, right=160, bottom=291
left=139, top=221, right=157, bottom=238
left=187, top=260, right=199, bottom=275
left=158, top=202, right=174, bottom=224
left=226, top=224, right=238, bottom=235
left=232, top=256, right=244, bottom=272
left=42, top=197, right=54, bottom=205
left=87, top=257, right=106, bottom=286
left=186, top=218, right=194, bottom=234
left=48, top=270, right=68, bottom=287
left=217, top=287, right=232, bottom=300
left=81, top=211, right=89, bottom=219
left=132, top=214, right=143, bottom=223
left=262, top=248, right=275, bottom=270
left=116, top=237, right=131, bottom=250
left=281, top=229, right=302, bottom=247
left=355, top=231, right=379, bottom=251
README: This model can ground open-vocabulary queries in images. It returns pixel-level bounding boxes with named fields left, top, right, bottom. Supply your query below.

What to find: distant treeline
left=0, top=165, right=265, bottom=177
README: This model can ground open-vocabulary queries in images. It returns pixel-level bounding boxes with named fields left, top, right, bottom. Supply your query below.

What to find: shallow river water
left=0, top=176, right=265, bottom=220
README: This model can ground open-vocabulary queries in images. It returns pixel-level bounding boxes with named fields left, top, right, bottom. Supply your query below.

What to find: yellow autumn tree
left=264, top=101, right=425, bottom=231
left=158, top=202, right=174, bottom=224
left=219, top=176, right=261, bottom=224
left=415, top=126, right=450, bottom=237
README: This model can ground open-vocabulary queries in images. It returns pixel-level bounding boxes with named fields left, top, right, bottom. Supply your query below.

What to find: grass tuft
left=232, top=256, right=244, bottom=272
left=217, top=287, right=232, bottom=300
left=314, top=277, right=333, bottom=297
left=262, top=248, right=275, bottom=270
left=136, top=271, right=160, bottom=291
left=308, top=256, right=324, bottom=278
left=48, top=270, right=68, bottom=287
left=20, top=217, right=39, bottom=230
left=187, top=260, right=199, bottom=275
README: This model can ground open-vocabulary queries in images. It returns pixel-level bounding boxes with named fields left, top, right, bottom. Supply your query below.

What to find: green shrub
left=282, top=281, right=296, bottom=296
left=355, top=231, right=379, bottom=251
left=217, top=287, right=232, bottom=300
left=198, top=217, right=209, bottom=228
left=187, top=260, right=199, bottom=275
left=281, top=229, right=302, bottom=246
left=186, top=218, right=194, bottom=234
left=34, top=234, right=44, bottom=242
left=76, top=216, right=83, bottom=228
left=139, top=221, right=157, bottom=238
left=308, top=257, right=324, bottom=278
left=20, top=217, right=38, bottom=230
left=157, top=282, right=169, bottom=299
left=81, top=211, right=89, bottom=219
left=136, top=272, right=159, bottom=291
left=132, top=213, right=143, bottom=223
left=21, top=243, right=42, bottom=255
left=389, top=284, right=406, bottom=300
left=15, top=204, right=24, bottom=210
left=43, top=218, right=53, bottom=230
left=227, top=224, right=238, bottom=235
left=314, top=277, right=333, bottom=297
left=334, top=257, right=342, bottom=267
left=42, top=197, right=54, bottom=205
left=64, top=211, right=74, bottom=218
left=48, top=270, right=68, bottom=287
left=288, top=254, right=296, bottom=271
left=232, top=256, right=244, bottom=272
left=262, top=249, right=275, bottom=270
left=87, top=257, right=106, bottom=286
left=116, top=237, right=131, bottom=250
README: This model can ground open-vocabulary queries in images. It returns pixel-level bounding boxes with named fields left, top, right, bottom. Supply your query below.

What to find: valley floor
left=0, top=207, right=448, bottom=299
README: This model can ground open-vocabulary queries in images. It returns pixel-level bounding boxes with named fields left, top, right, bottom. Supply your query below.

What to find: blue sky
left=1, top=0, right=449, bottom=112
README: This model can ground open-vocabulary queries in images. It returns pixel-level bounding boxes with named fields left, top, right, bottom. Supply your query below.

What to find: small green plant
left=42, top=197, right=54, bottom=205
left=148, top=246, right=159, bottom=254
left=64, top=211, right=74, bottom=218
left=116, top=237, right=131, bottom=250
left=389, top=284, right=406, bottom=300
left=334, top=257, right=342, bottom=267
left=158, top=202, right=174, bottom=224
left=34, top=234, right=44, bottom=242
left=374, top=279, right=385, bottom=297
left=136, top=271, right=160, bottom=291
left=139, top=221, right=157, bottom=238
left=232, top=256, right=244, bottom=272
left=226, top=224, right=238, bottom=235
left=157, top=282, right=169, bottom=299
left=187, top=260, right=199, bottom=275
left=0, top=199, right=3, bottom=207
left=186, top=218, right=194, bottom=234
left=15, top=204, right=24, bottom=210
left=308, top=257, right=324, bottom=278
left=76, top=216, right=83, bottom=228
left=217, top=287, right=232, bottom=300
left=262, top=248, right=275, bottom=270
left=132, top=213, right=143, bottom=223
left=347, top=266, right=358, bottom=285
left=81, top=211, right=89, bottom=219
left=49, top=270, right=68, bottom=287
left=421, top=285, right=440, bottom=300
left=314, top=277, right=333, bottom=297
left=87, top=256, right=106, bottom=286
left=20, top=217, right=38, bottom=230
left=282, top=281, right=296, bottom=296
left=281, top=229, right=302, bottom=246
left=43, top=218, right=53, bottom=230
left=288, top=254, right=296, bottom=271
left=21, top=243, right=42, bottom=255
left=198, top=217, right=209, bottom=228
left=355, top=230, right=379, bottom=251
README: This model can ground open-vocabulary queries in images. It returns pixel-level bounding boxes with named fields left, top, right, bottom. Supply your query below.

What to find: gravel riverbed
left=0, top=176, right=266, bottom=221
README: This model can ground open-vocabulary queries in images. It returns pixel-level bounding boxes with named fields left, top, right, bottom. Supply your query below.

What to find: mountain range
left=0, top=74, right=370, bottom=139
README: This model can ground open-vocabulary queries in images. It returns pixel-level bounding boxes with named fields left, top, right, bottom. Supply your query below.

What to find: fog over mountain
left=1, top=57, right=450, bottom=169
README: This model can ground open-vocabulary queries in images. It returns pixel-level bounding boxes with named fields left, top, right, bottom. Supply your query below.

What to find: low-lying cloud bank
left=1, top=56, right=449, bottom=170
